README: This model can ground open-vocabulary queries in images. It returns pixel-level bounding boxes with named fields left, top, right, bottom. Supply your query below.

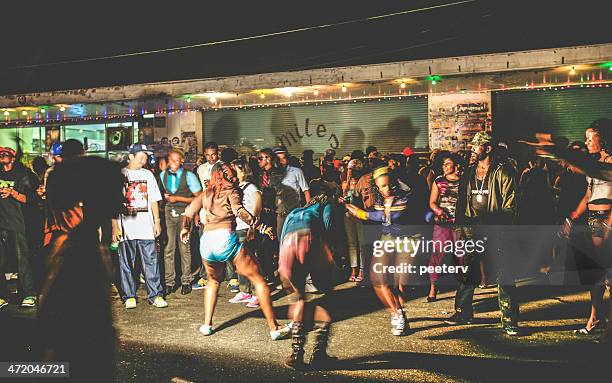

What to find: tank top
left=586, top=154, right=612, bottom=205
left=434, top=175, right=460, bottom=220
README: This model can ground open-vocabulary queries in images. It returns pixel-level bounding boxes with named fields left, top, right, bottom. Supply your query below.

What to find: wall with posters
left=428, top=92, right=492, bottom=151
left=166, top=111, right=200, bottom=168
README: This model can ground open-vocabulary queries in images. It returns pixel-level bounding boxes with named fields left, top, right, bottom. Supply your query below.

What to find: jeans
left=163, top=205, right=192, bottom=288
left=236, top=229, right=253, bottom=294
left=0, top=229, right=34, bottom=299
left=119, top=239, right=163, bottom=302
left=454, top=226, right=519, bottom=326
left=344, top=215, right=365, bottom=271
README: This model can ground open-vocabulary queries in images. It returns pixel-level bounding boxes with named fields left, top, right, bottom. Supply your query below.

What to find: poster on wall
left=428, top=92, right=492, bottom=151
left=181, top=132, right=197, bottom=166
left=106, top=125, right=133, bottom=151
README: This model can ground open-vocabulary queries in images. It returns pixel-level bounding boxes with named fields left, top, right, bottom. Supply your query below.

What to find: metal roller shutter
left=493, top=87, right=612, bottom=144
left=203, top=97, right=428, bottom=158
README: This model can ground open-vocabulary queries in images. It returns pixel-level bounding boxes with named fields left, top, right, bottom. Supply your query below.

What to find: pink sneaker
left=229, top=292, right=252, bottom=303
left=245, top=296, right=260, bottom=308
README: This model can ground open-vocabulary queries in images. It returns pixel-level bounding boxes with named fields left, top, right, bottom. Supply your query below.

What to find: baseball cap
left=402, top=146, right=414, bottom=157
left=51, top=142, right=63, bottom=156
left=0, top=147, right=16, bottom=157
left=272, top=145, right=288, bottom=155
left=471, top=131, right=493, bottom=146
left=129, top=143, right=154, bottom=155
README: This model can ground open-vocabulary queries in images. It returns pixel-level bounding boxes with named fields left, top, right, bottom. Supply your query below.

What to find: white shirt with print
left=120, top=167, right=162, bottom=240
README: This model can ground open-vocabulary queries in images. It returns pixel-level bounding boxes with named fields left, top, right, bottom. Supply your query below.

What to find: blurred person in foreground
left=39, top=156, right=124, bottom=381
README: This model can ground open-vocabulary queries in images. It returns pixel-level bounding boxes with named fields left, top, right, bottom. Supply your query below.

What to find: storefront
left=203, top=96, right=429, bottom=157
left=0, top=121, right=140, bottom=162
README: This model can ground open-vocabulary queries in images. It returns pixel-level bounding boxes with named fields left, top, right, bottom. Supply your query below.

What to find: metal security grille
left=203, top=97, right=428, bottom=157
left=492, top=87, right=612, bottom=144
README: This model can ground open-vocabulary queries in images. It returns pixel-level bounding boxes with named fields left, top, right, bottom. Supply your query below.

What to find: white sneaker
left=391, top=309, right=406, bottom=336
left=152, top=296, right=168, bottom=308
left=270, top=323, right=291, bottom=340
left=125, top=298, right=137, bottom=309
left=200, top=324, right=214, bottom=336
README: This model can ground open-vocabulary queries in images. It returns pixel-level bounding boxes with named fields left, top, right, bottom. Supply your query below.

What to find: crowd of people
left=0, top=117, right=610, bottom=372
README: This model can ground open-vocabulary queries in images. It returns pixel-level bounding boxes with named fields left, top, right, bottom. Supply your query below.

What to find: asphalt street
left=2, top=276, right=610, bottom=382
left=111, top=279, right=609, bottom=383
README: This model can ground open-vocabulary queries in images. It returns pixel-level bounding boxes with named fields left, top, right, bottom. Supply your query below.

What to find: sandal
left=355, top=275, right=363, bottom=282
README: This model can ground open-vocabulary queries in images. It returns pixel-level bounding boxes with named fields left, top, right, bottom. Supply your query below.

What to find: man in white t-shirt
left=112, top=143, right=168, bottom=309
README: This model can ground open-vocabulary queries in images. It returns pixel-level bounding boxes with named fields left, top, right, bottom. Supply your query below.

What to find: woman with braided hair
left=278, top=190, right=339, bottom=370
left=344, top=166, right=419, bottom=337
left=180, top=162, right=291, bottom=340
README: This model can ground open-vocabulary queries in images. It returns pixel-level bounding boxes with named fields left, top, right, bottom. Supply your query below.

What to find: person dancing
left=278, top=189, right=338, bottom=370
left=180, top=162, right=290, bottom=340
left=344, top=166, right=419, bottom=337
left=565, top=119, right=612, bottom=336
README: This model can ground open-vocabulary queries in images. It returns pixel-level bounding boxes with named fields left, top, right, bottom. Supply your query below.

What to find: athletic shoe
left=9, top=273, right=18, bottom=280
left=21, top=296, right=37, bottom=307
left=200, top=324, right=214, bottom=336
left=503, top=325, right=520, bottom=336
left=270, top=323, right=291, bottom=340
left=125, top=298, right=137, bottom=309
left=245, top=296, right=260, bottom=308
left=181, top=284, right=192, bottom=295
left=192, top=278, right=207, bottom=290
left=228, top=279, right=240, bottom=293
left=443, top=312, right=474, bottom=325
left=139, top=274, right=146, bottom=284
left=0, top=298, right=8, bottom=309
left=229, top=292, right=252, bottom=303
left=304, top=282, right=319, bottom=293
left=391, top=311, right=406, bottom=336
left=152, top=296, right=168, bottom=308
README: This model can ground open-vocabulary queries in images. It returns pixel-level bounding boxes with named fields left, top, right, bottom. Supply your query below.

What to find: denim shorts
left=588, top=210, right=610, bottom=238
left=200, top=229, right=243, bottom=263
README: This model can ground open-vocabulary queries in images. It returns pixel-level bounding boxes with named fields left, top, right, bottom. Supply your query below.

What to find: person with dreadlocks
left=344, top=166, right=420, bottom=337
left=278, top=185, right=338, bottom=370
left=179, top=162, right=291, bottom=340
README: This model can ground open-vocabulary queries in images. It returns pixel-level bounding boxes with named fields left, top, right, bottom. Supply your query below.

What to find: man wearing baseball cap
left=41, top=140, right=86, bottom=246
left=112, top=143, right=167, bottom=309
left=443, top=130, right=520, bottom=336
left=0, top=146, right=37, bottom=309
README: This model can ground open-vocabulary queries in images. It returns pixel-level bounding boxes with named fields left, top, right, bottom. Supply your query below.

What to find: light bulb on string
left=210, top=96, right=217, bottom=104
left=569, top=66, right=576, bottom=76
left=400, top=82, right=406, bottom=89
left=3, top=111, right=9, bottom=117
left=341, top=85, right=347, bottom=93
left=22, top=110, right=27, bottom=116
left=260, top=93, right=265, bottom=99
left=313, top=89, right=319, bottom=96
left=60, top=106, right=66, bottom=112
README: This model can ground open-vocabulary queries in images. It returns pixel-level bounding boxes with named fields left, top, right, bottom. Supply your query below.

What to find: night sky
left=1, top=0, right=609, bottom=95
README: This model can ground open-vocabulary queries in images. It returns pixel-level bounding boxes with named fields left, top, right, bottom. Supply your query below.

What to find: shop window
left=65, top=124, right=106, bottom=152
left=18, top=127, right=44, bottom=154
left=0, top=127, right=18, bottom=149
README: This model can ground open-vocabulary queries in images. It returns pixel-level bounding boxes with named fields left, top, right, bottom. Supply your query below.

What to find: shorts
left=588, top=210, right=610, bottom=238
left=278, top=229, right=334, bottom=293
left=200, top=229, right=243, bottom=263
